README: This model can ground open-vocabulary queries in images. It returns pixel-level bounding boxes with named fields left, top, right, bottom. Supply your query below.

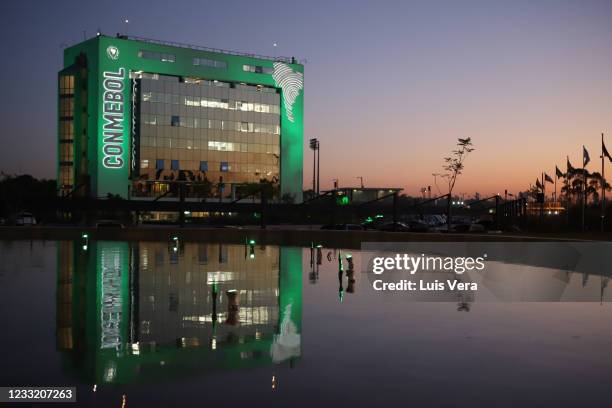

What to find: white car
left=15, top=212, right=36, bottom=226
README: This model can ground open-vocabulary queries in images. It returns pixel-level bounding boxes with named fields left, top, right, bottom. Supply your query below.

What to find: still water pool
left=0, top=240, right=611, bottom=407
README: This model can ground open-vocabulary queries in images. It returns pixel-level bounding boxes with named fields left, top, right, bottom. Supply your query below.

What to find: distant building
left=58, top=35, right=304, bottom=202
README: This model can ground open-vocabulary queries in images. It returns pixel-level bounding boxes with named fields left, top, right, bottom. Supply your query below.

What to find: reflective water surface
left=1, top=240, right=611, bottom=407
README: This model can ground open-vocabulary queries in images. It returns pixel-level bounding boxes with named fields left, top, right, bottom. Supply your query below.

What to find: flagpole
left=541, top=172, right=545, bottom=223
left=582, top=147, right=586, bottom=232
left=602, top=133, right=606, bottom=232
left=566, top=156, right=570, bottom=227
left=554, top=172, right=557, bottom=205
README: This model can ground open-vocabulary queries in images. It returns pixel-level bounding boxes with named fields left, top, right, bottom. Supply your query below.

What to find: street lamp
left=356, top=176, right=364, bottom=189
left=309, top=138, right=320, bottom=195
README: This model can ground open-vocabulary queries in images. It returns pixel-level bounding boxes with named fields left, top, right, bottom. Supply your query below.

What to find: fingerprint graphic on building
left=272, top=62, right=303, bottom=123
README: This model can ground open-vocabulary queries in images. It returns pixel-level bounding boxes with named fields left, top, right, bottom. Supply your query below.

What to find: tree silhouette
left=561, top=169, right=611, bottom=204
left=441, top=138, right=475, bottom=198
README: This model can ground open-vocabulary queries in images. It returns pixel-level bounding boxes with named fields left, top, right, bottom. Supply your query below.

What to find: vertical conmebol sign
left=98, top=42, right=130, bottom=198
left=100, top=246, right=123, bottom=349
left=102, top=68, right=126, bottom=169
left=97, top=242, right=129, bottom=351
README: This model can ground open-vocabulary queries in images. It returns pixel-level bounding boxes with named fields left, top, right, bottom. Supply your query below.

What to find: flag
left=583, top=146, right=590, bottom=167
left=603, top=136, right=612, bottom=163
left=544, top=173, right=554, bottom=183
left=535, top=179, right=543, bottom=189
left=555, top=166, right=564, bottom=178
left=567, top=157, right=575, bottom=175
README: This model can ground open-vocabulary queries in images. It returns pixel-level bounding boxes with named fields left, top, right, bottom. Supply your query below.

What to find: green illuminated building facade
left=58, top=35, right=304, bottom=202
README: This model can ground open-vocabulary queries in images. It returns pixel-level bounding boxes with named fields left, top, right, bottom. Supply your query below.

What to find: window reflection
left=56, top=241, right=302, bottom=384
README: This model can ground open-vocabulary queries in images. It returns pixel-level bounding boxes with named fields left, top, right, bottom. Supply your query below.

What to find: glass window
left=59, top=142, right=74, bottom=162
left=59, top=75, right=75, bottom=96
left=139, top=50, right=175, bottom=63
left=135, top=73, right=280, bottom=197
left=141, top=159, right=149, bottom=169
left=193, top=57, right=227, bottom=70
left=59, top=165, right=73, bottom=189
left=161, top=53, right=175, bottom=62
left=59, top=121, right=74, bottom=141
left=242, top=64, right=273, bottom=74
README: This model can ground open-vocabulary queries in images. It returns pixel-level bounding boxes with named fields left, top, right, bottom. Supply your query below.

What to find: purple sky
left=1, top=0, right=612, bottom=196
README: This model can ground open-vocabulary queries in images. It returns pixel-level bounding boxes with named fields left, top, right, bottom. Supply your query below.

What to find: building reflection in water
left=56, top=240, right=302, bottom=384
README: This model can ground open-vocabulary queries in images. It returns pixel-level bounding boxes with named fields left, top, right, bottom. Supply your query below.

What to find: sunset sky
left=1, top=0, right=612, bottom=196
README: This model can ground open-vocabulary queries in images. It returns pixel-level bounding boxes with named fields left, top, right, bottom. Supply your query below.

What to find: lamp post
left=317, top=140, right=320, bottom=195
left=356, top=176, right=364, bottom=189
left=309, top=138, right=320, bottom=196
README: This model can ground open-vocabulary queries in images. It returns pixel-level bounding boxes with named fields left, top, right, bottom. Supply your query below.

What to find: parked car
left=321, top=223, right=364, bottom=231
left=378, top=222, right=411, bottom=232
left=452, top=223, right=471, bottom=232
left=361, top=220, right=383, bottom=230
left=469, top=223, right=486, bottom=232
left=15, top=212, right=36, bottom=226
left=423, top=214, right=446, bottom=226
left=475, top=219, right=495, bottom=231
left=407, top=220, right=430, bottom=232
